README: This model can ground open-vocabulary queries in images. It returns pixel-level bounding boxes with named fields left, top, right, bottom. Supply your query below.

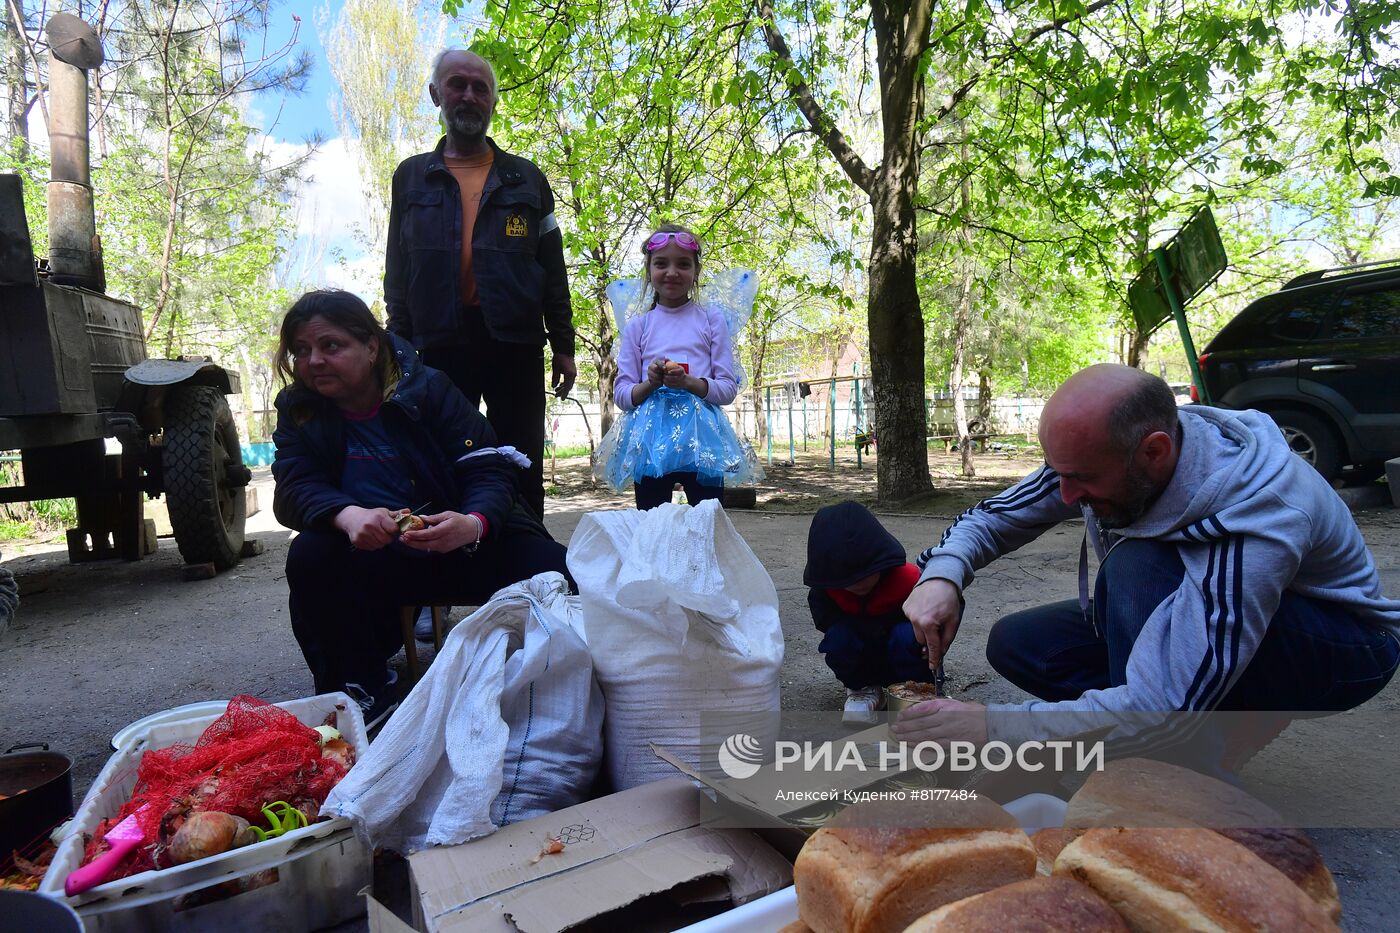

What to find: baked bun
left=1065, top=758, right=1340, bottom=919
left=1054, top=827, right=1339, bottom=932
left=1065, top=758, right=1283, bottom=838
left=793, top=796, right=1035, bottom=933
left=905, top=876, right=1128, bottom=932
left=394, top=510, right=426, bottom=533
left=1219, top=827, right=1340, bottom=924
left=1030, top=827, right=1069, bottom=876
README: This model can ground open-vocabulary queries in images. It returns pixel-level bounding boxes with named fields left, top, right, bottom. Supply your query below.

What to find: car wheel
left=1268, top=409, right=1342, bottom=483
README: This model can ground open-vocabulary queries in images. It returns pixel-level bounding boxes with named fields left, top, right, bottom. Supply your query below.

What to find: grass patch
left=0, top=520, right=31, bottom=540
left=547, top=444, right=592, bottom=459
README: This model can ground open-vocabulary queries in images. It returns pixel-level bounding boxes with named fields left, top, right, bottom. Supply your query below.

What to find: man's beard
left=446, top=104, right=490, bottom=141
left=1093, top=463, right=1163, bottom=530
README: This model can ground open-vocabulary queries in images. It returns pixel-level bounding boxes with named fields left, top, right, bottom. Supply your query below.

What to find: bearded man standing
left=893, top=364, right=1400, bottom=757
left=385, top=49, right=575, bottom=520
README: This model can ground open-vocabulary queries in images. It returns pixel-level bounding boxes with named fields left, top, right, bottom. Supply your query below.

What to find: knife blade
left=395, top=501, right=434, bottom=533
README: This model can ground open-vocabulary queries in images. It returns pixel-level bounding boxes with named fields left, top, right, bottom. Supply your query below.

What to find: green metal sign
left=1127, top=205, right=1226, bottom=404
left=1127, top=205, right=1227, bottom=336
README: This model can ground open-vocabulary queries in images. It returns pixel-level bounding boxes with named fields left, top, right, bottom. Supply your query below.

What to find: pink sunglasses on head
left=643, top=231, right=700, bottom=253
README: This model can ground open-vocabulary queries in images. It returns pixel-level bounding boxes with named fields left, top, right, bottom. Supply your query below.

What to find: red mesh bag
left=82, top=696, right=348, bottom=878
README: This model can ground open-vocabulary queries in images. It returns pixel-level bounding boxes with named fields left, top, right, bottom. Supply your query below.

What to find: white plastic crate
left=39, top=693, right=371, bottom=932
left=676, top=793, right=1069, bottom=933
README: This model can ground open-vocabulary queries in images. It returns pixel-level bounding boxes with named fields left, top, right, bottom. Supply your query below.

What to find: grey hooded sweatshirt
left=915, top=405, right=1400, bottom=743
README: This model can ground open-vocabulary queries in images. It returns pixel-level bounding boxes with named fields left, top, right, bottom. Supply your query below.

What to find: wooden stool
left=398, top=605, right=447, bottom=685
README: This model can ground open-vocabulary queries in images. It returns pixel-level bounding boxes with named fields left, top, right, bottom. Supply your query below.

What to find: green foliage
left=431, top=0, right=1397, bottom=416
left=936, top=0, right=1400, bottom=362
left=323, top=0, right=441, bottom=249
left=0, top=138, right=48, bottom=257
left=93, top=0, right=313, bottom=357
left=462, top=0, right=861, bottom=432
left=0, top=498, right=77, bottom=536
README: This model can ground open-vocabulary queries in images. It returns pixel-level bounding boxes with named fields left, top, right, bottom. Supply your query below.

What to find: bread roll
left=793, top=796, right=1035, bottom=933
left=1054, top=827, right=1339, bottom=932
left=1219, top=827, right=1340, bottom=924
left=1065, top=758, right=1283, bottom=838
left=1066, top=758, right=1340, bottom=919
left=905, top=876, right=1128, bottom=932
left=1031, top=827, right=1069, bottom=876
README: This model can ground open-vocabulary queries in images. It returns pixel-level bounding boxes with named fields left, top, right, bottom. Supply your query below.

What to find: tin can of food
left=885, top=680, right=942, bottom=712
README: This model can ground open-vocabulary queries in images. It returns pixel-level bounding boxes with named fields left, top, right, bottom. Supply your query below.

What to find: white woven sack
left=321, top=572, right=603, bottom=852
left=567, top=501, right=784, bottom=789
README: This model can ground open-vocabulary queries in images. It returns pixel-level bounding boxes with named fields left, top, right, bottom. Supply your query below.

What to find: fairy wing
left=605, top=278, right=650, bottom=353
left=699, top=269, right=759, bottom=340
left=699, top=268, right=759, bottom=388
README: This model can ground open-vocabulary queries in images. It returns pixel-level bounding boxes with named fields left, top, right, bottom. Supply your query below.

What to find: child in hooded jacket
left=804, top=500, right=938, bottom=721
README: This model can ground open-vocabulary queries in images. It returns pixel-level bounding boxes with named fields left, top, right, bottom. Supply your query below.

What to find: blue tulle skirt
left=594, top=388, right=764, bottom=491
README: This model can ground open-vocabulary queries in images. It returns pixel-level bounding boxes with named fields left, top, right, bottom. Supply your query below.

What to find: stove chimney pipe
left=45, top=14, right=106, bottom=292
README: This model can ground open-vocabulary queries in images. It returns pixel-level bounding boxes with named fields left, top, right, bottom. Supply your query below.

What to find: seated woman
left=272, top=290, right=572, bottom=728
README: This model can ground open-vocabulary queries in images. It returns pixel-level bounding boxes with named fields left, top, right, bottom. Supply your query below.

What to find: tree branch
left=927, top=0, right=1117, bottom=126
left=756, top=0, right=875, bottom=194
left=7, top=0, right=50, bottom=131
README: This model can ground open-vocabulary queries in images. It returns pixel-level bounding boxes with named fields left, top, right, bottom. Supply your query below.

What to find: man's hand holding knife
left=895, top=577, right=988, bottom=745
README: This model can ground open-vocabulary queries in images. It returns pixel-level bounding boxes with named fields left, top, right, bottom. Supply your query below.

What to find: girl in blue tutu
left=596, top=223, right=763, bottom=508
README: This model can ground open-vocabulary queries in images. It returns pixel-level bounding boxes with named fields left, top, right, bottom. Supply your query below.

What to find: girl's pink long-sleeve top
left=612, top=300, right=739, bottom=411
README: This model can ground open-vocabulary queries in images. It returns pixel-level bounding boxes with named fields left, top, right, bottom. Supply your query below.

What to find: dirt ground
left=3, top=447, right=1398, bottom=929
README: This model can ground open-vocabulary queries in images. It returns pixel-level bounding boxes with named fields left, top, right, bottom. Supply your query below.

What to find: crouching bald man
left=896, top=364, right=1400, bottom=767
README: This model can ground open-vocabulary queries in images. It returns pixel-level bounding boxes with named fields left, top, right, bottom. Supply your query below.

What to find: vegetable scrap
left=248, top=801, right=310, bottom=842
left=528, top=837, right=566, bottom=865
left=1, top=841, right=55, bottom=891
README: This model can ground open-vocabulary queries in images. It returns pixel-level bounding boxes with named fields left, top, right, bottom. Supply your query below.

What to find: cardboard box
left=651, top=723, right=907, bottom=828
left=407, top=778, right=793, bottom=933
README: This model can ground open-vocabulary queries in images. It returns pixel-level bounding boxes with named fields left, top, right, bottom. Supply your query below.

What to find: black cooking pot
left=0, top=743, right=75, bottom=872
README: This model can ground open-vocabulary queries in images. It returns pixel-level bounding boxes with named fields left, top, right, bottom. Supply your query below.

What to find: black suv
left=1197, top=259, right=1400, bottom=483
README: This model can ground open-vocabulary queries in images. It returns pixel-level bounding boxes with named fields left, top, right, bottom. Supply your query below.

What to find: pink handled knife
left=65, top=806, right=149, bottom=896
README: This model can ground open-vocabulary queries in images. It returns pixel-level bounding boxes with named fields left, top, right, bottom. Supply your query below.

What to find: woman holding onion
left=271, top=290, right=571, bottom=729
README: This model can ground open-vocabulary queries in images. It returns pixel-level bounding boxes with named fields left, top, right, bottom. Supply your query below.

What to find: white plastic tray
left=39, top=693, right=368, bottom=922
left=111, top=701, right=232, bottom=751
left=676, top=793, right=1068, bottom=933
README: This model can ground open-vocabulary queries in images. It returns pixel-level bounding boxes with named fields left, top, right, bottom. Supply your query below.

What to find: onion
left=321, top=738, right=355, bottom=770
left=168, top=812, right=256, bottom=865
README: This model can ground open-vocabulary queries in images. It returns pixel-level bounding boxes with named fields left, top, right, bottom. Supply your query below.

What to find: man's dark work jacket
left=384, top=136, right=575, bottom=358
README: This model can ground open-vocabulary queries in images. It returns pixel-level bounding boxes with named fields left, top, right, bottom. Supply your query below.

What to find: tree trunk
left=758, top=0, right=933, bottom=501
left=1125, top=328, right=1149, bottom=368
left=4, top=0, right=29, bottom=152
left=594, top=273, right=618, bottom=436
left=866, top=0, right=934, bottom=502
left=950, top=260, right=975, bottom=478
left=949, top=151, right=975, bottom=477
left=750, top=329, right=770, bottom=447
left=1125, top=188, right=1152, bottom=368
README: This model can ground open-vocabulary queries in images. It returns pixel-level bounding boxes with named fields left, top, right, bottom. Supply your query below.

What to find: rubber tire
left=1268, top=408, right=1343, bottom=483
left=163, top=385, right=246, bottom=570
